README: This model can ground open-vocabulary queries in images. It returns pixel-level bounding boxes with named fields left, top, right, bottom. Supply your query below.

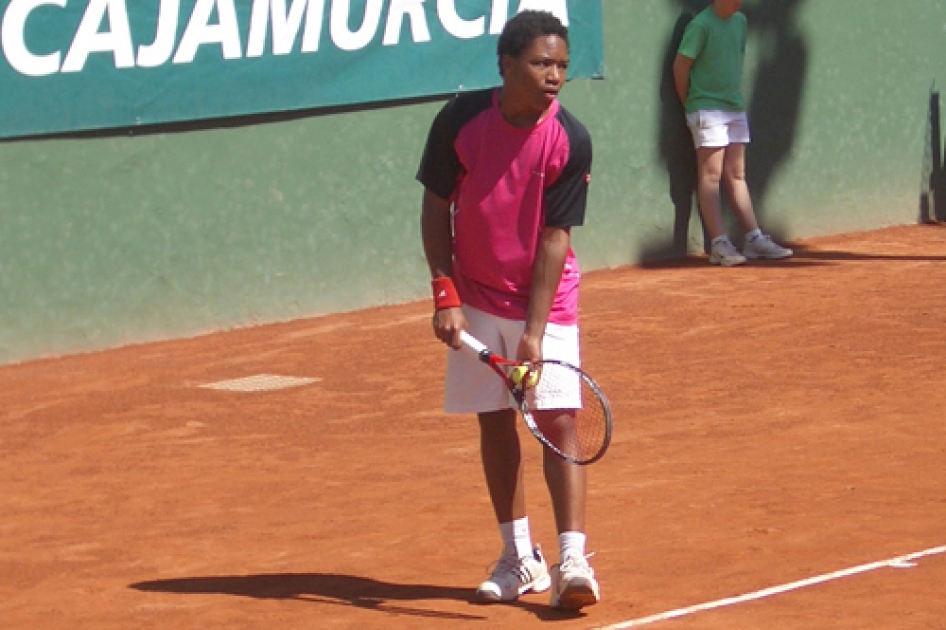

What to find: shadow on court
left=639, top=239, right=946, bottom=269
left=2, top=225, right=944, bottom=630
left=130, top=573, right=586, bottom=622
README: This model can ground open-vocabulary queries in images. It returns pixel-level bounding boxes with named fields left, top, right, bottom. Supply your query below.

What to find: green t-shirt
left=677, top=7, right=747, bottom=113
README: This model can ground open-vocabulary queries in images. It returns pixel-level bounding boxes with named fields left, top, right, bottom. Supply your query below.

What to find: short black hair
left=497, top=10, right=569, bottom=76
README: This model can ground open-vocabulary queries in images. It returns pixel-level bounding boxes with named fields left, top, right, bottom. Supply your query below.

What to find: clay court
left=2, top=225, right=945, bottom=629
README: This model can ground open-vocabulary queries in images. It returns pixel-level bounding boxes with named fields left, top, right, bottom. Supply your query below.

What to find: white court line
left=597, top=545, right=946, bottom=629
left=199, top=374, right=320, bottom=392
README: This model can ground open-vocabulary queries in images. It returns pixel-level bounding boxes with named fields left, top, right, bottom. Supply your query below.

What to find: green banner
left=0, top=0, right=603, bottom=139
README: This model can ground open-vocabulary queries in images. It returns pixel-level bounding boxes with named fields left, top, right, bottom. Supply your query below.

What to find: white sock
left=500, top=517, right=533, bottom=559
left=559, top=531, right=587, bottom=561
left=711, top=235, right=731, bottom=247
left=745, top=228, right=763, bottom=242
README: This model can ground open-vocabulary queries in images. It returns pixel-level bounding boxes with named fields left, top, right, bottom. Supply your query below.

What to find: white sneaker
left=549, top=554, right=600, bottom=610
left=709, top=238, right=747, bottom=267
left=743, top=234, right=793, bottom=259
left=475, top=546, right=551, bottom=603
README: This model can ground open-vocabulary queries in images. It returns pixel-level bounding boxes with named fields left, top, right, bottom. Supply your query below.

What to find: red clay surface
left=2, top=225, right=946, bottom=630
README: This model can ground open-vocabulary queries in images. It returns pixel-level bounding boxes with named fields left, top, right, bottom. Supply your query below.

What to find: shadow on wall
left=641, top=0, right=808, bottom=263
left=743, top=0, right=808, bottom=238
left=919, top=89, right=946, bottom=223
left=647, top=6, right=702, bottom=261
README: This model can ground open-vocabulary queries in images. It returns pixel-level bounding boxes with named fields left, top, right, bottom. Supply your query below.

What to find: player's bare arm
left=421, top=188, right=466, bottom=348
left=672, top=53, right=693, bottom=106
left=520, top=226, right=571, bottom=363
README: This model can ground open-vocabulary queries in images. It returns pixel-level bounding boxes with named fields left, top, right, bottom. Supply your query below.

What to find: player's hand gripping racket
left=459, top=330, right=613, bottom=465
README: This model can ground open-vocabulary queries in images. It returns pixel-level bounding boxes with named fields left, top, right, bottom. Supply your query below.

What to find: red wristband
left=431, top=277, right=462, bottom=310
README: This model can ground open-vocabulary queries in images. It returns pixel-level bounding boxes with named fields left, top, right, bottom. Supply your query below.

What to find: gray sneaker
left=743, top=234, right=793, bottom=259
left=709, top=239, right=747, bottom=267
left=474, top=546, right=551, bottom=603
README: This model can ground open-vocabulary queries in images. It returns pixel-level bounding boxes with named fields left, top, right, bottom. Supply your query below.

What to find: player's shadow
left=642, top=0, right=809, bottom=263
left=130, top=572, right=585, bottom=621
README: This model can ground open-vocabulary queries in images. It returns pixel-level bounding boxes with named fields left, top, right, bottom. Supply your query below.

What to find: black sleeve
left=544, top=108, right=593, bottom=228
left=416, top=90, right=492, bottom=200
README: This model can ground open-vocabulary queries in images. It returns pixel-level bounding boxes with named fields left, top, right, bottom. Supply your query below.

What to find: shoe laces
left=714, top=240, right=740, bottom=256
left=560, top=552, right=595, bottom=576
left=485, top=553, right=534, bottom=585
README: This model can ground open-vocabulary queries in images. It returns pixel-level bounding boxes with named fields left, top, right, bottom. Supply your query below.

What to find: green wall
left=2, top=0, right=945, bottom=365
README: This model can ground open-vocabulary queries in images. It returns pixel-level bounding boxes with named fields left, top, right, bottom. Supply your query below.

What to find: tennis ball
left=511, top=365, right=539, bottom=388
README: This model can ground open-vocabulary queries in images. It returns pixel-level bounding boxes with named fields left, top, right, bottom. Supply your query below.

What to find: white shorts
left=686, top=110, right=751, bottom=148
left=444, top=305, right=580, bottom=414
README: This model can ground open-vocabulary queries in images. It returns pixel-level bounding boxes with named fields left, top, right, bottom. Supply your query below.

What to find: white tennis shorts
left=444, top=305, right=580, bottom=414
left=686, top=110, right=751, bottom=148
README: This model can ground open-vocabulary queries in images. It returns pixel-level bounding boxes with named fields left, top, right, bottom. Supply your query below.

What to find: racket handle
left=459, top=330, right=488, bottom=355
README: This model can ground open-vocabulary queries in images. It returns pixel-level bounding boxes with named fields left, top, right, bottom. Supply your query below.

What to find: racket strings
left=526, top=362, right=611, bottom=464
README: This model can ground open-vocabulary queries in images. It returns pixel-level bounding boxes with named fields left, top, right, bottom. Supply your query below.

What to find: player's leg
left=539, top=325, right=600, bottom=610
left=537, top=325, right=588, bottom=536
left=687, top=110, right=747, bottom=266
left=451, top=307, right=549, bottom=603
left=697, top=146, right=746, bottom=266
left=479, top=408, right=526, bottom=526
left=721, top=142, right=760, bottom=235
left=543, top=426, right=600, bottom=609
left=544, top=442, right=586, bottom=532
left=543, top=449, right=587, bottom=533
left=724, top=116, right=793, bottom=259
left=695, top=145, right=727, bottom=240
left=474, top=408, right=551, bottom=602
left=687, top=111, right=729, bottom=240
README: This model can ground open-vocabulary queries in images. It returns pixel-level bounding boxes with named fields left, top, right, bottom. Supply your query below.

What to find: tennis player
left=417, top=10, right=599, bottom=610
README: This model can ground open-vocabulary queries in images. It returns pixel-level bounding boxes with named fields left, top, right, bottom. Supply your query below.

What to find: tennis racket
left=459, top=330, right=613, bottom=465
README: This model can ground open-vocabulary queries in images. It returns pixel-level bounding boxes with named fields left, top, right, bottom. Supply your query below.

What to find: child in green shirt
left=673, top=0, right=793, bottom=265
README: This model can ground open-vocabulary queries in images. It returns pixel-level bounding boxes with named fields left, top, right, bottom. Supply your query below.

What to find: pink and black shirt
left=417, top=88, right=593, bottom=325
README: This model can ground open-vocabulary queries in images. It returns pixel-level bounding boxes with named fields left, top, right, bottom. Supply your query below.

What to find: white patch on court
left=596, top=545, right=946, bottom=629
left=199, top=374, right=320, bottom=392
